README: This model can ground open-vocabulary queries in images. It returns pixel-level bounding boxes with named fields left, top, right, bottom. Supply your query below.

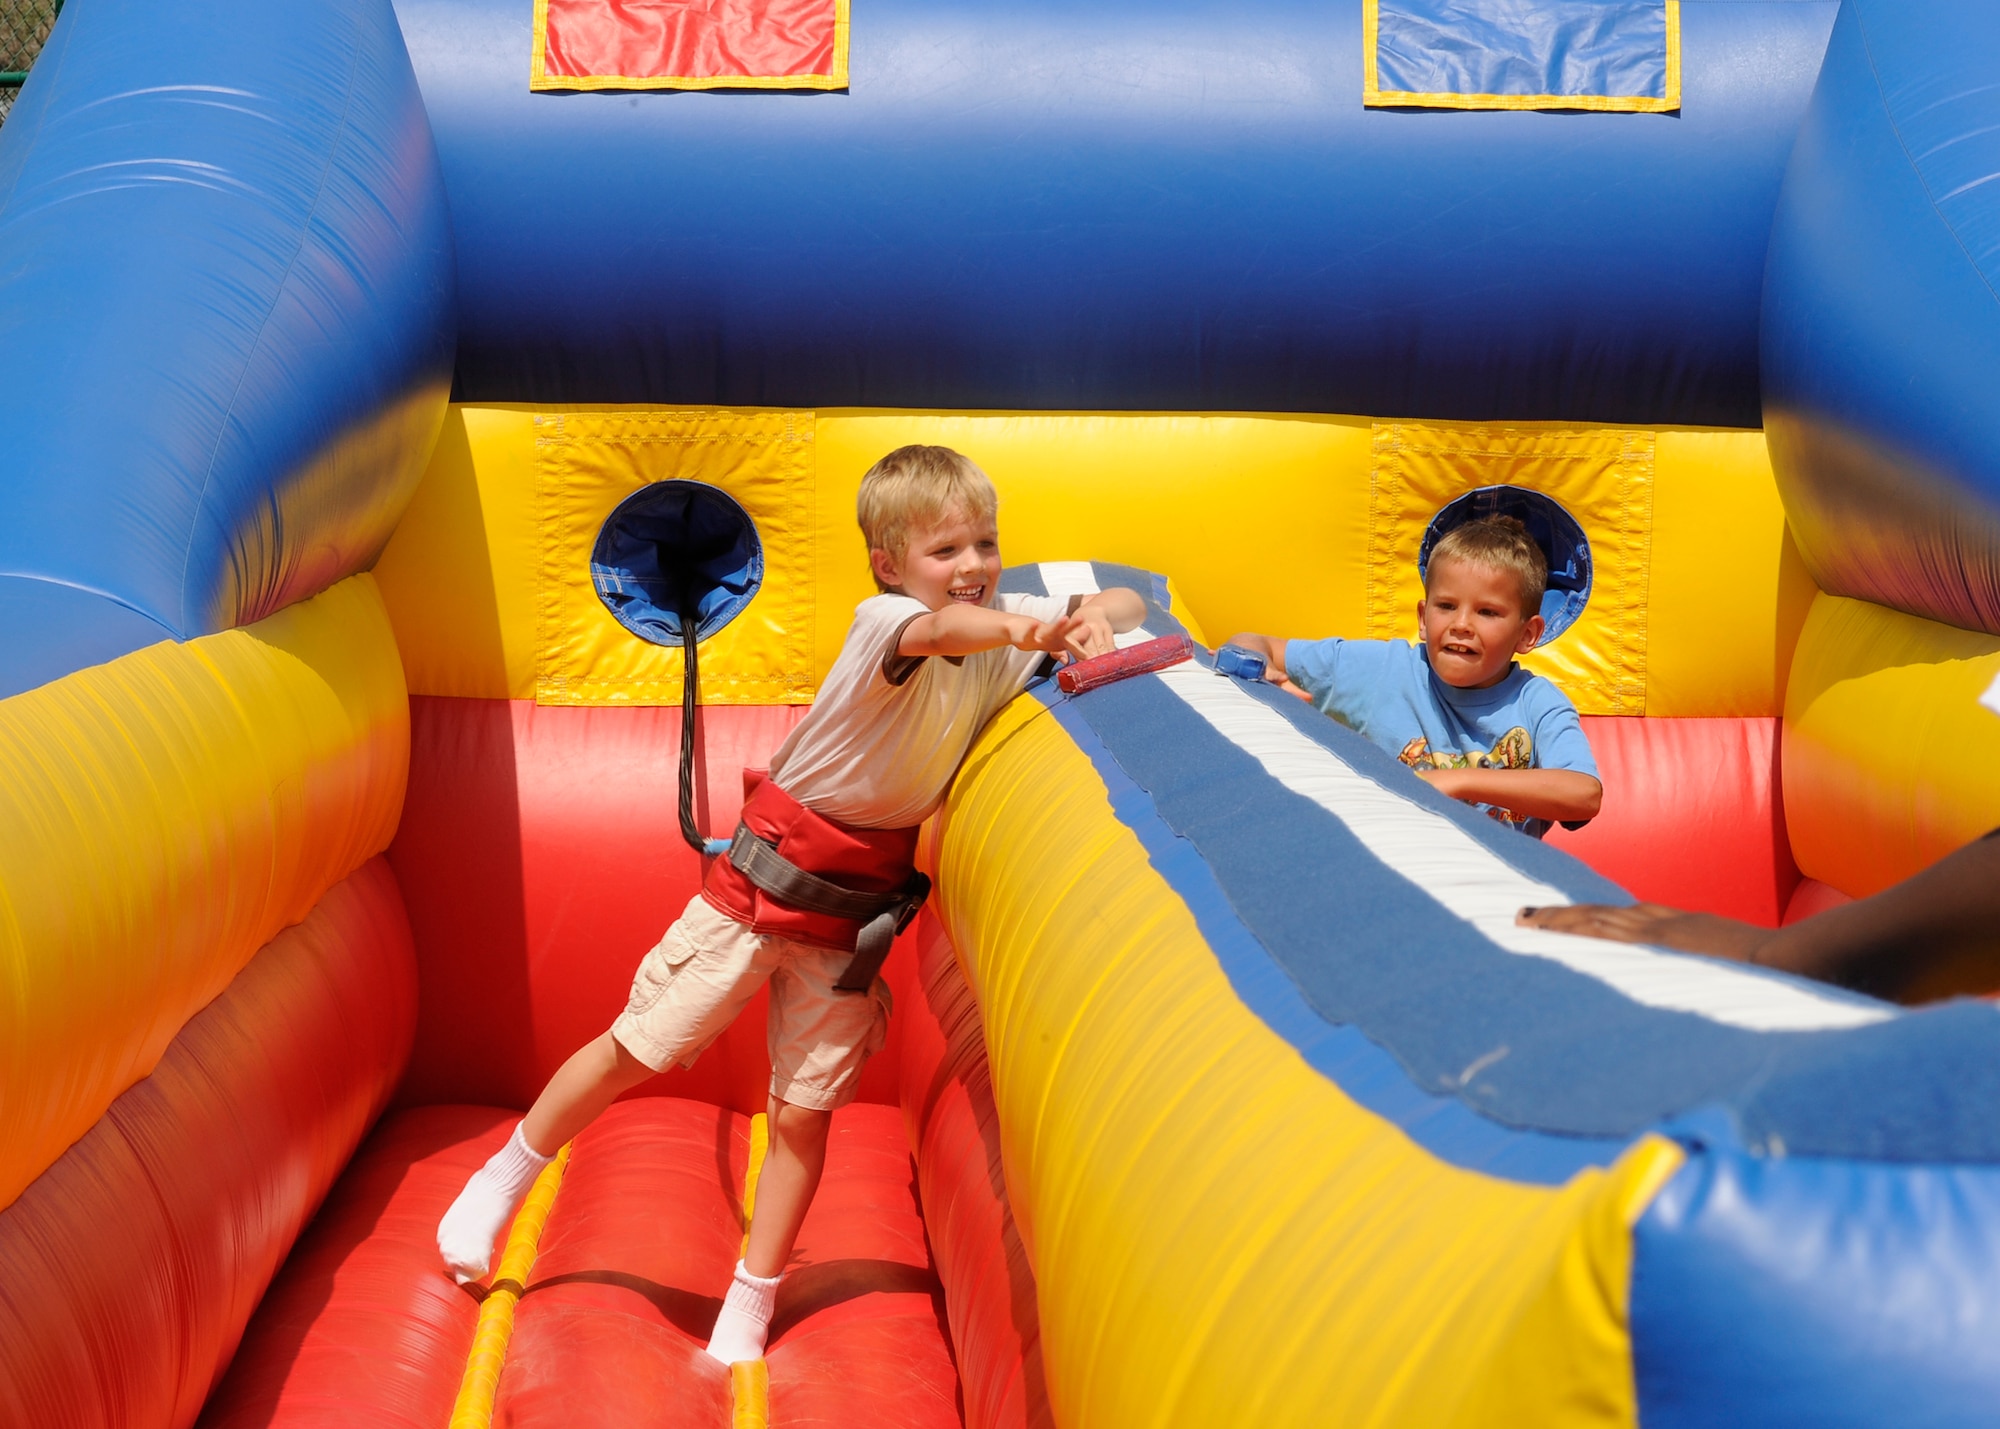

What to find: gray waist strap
left=725, top=824, right=931, bottom=992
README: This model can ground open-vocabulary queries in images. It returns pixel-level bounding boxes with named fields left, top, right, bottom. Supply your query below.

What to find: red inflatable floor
left=204, top=1099, right=962, bottom=1427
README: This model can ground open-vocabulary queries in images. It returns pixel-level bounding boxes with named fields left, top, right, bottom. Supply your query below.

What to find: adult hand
left=1516, top=902, right=1773, bottom=964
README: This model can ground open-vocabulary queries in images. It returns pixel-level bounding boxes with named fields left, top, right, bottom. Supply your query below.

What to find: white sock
left=437, top=1122, right=553, bottom=1284
left=704, top=1260, right=782, bottom=1364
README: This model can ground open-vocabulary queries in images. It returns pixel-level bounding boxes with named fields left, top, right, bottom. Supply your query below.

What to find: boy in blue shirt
left=1228, top=515, right=1601, bottom=837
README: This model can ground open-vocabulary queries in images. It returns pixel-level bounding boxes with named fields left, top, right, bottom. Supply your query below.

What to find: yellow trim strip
left=1362, top=0, right=1381, bottom=101
left=1664, top=0, right=1682, bottom=111
left=731, top=1359, right=771, bottom=1429
left=731, top=1113, right=773, bottom=1425
left=740, top=1111, right=770, bottom=1260
left=449, top=1145, right=573, bottom=1429
left=529, top=0, right=850, bottom=92
left=1362, top=0, right=1681, bottom=113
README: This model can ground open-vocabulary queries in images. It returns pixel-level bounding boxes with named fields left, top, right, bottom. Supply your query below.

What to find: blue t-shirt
left=1284, top=637, right=1598, bottom=838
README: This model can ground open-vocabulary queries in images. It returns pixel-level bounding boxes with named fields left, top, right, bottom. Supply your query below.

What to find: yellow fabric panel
left=373, top=405, right=544, bottom=700
left=374, top=406, right=818, bottom=705
left=1366, top=422, right=1655, bottom=715
left=534, top=410, right=816, bottom=705
left=1645, top=429, right=1817, bottom=718
left=1157, top=575, right=1209, bottom=647
left=382, top=406, right=1800, bottom=714
left=1783, top=593, right=2000, bottom=898
left=0, top=575, right=407, bottom=1212
left=812, top=411, right=1373, bottom=687
left=933, top=696, right=1683, bottom=1427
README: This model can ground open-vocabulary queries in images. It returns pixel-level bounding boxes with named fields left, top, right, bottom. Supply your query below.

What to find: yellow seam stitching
left=448, top=1144, right=572, bottom=1429
left=1362, top=0, right=1381, bottom=102
left=740, top=1111, right=769, bottom=1261
left=1664, top=0, right=1682, bottom=111
left=731, top=1359, right=771, bottom=1429
left=729, top=1114, right=773, bottom=1426
left=1363, top=91, right=1678, bottom=113
left=531, top=72, right=848, bottom=92
left=529, top=0, right=549, bottom=83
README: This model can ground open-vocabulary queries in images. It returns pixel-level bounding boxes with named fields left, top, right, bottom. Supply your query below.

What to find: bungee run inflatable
left=7, top=0, right=2000, bottom=1425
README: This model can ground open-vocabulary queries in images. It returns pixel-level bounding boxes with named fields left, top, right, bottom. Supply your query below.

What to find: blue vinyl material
left=395, top=0, right=1833, bottom=425
left=592, top=480, right=765, bottom=645
left=1374, top=0, right=1673, bottom=103
left=0, top=0, right=456, bottom=698
left=1633, top=1131, right=2000, bottom=1427
left=1001, top=562, right=2000, bottom=1164
left=1763, top=0, right=2000, bottom=635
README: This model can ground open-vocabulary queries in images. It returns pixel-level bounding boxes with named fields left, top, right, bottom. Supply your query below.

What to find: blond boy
left=438, top=445, right=1144, bottom=1363
left=1230, top=514, right=1601, bottom=836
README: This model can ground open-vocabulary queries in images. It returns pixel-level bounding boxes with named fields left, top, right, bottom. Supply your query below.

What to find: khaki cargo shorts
left=610, top=892, right=892, bottom=1111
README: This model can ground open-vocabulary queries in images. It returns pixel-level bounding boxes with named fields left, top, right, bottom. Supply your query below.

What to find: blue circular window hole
left=592, top=480, right=764, bottom=646
left=1418, top=486, right=1592, bottom=644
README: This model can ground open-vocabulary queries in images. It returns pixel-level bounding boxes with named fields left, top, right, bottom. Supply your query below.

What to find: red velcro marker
left=1056, top=633, right=1196, bottom=694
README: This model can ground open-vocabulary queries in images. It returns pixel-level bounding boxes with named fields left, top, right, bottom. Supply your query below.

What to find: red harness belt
left=703, top=771, right=923, bottom=954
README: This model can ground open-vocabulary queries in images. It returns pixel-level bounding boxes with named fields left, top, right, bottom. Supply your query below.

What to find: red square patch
left=532, top=0, right=848, bottom=91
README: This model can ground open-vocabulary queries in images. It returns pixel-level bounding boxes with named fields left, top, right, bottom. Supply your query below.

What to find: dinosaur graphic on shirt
left=1396, top=727, right=1535, bottom=824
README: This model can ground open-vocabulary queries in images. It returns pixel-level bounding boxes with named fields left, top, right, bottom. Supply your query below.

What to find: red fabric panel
left=197, top=1106, right=513, bottom=1429
left=1784, top=877, right=1855, bottom=926
left=766, top=1102, right=962, bottom=1428
left=898, top=914, right=1051, bottom=1429
left=0, top=860, right=416, bottom=1429
left=497, top=1099, right=744, bottom=1426
left=540, top=0, right=838, bottom=83
left=389, top=698, right=905, bottom=1116
left=1544, top=716, right=1800, bottom=927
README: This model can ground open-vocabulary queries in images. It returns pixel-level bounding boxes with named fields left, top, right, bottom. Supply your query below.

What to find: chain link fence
left=1, top=0, right=64, bottom=128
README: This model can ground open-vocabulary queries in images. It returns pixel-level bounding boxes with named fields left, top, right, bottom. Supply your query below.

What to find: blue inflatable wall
left=0, top=0, right=455, bottom=699
left=395, top=0, right=1834, bottom=424
left=1763, top=0, right=2000, bottom=637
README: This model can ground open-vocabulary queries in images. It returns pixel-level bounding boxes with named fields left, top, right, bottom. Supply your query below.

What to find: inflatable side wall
left=0, top=0, right=455, bottom=699
left=0, top=0, right=448, bottom=1421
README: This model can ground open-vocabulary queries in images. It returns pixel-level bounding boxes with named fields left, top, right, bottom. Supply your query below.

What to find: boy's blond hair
left=1426, top=514, right=1548, bottom=613
left=857, top=445, right=999, bottom=590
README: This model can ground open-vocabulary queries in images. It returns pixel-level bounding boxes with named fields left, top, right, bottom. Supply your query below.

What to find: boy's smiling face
left=1417, top=555, right=1545, bottom=689
left=870, top=507, right=1003, bottom=612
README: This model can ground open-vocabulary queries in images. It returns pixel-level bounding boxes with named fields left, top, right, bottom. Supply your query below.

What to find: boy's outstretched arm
left=901, top=588, right=1147, bottom=661
left=1224, top=632, right=1313, bottom=701
left=899, top=602, right=1086, bottom=658
left=1418, top=767, right=1603, bottom=824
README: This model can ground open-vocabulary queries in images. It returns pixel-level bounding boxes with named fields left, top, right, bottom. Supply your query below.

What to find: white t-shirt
left=768, top=591, right=1070, bottom=828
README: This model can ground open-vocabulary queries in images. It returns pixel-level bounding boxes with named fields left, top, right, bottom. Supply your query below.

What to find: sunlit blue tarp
left=1368, top=0, right=1678, bottom=110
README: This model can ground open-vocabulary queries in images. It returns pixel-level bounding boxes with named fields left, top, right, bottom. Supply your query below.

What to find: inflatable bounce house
left=8, top=0, right=2000, bottom=1424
